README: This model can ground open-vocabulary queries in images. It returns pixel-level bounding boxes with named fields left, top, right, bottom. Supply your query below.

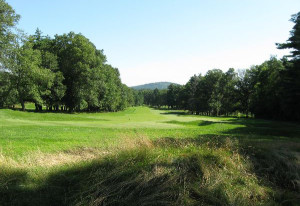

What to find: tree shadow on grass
left=165, top=118, right=300, bottom=138
left=0, top=148, right=232, bottom=206
left=164, top=118, right=300, bottom=202
left=1, top=133, right=299, bottom=205
left=164, top=120, right=217, bottom=127
left=0, top=168, right=29, bottom=205
left=153, top=136, right=300, bottom=204
left=220, top=118, right=300, bottom=138
left=160, top=111, right=189, bottom=116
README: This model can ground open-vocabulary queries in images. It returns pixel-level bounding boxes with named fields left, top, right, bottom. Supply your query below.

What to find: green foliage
left=277, top=12, right=300, bottom=120
left=99, top=65, right=122, bottom=111
left=0, top=0, right=135, bottom=112
left=0, top=0, right=20, bottom=108
left=248, top=57, right=285, bottom=118
left=0, top=71, right=17, bottom=107
left=54, top=32, right=104, bottom=111
left=136, top=11, right=300, bottom=121
left=236, top=69, right=256, bottom=117
left=144, top=69, right=239, bottom=116
left=0, top=0, right=20, bottom=65
left=0, top=27, right=134, bottom=112
left=1, top=0, right=299, bottom=120
left=134, top=90, right=144, bottom=106
left=6, top=39, right=54, bottom=110
left=143, top=55, right=299, bottom=120
left=277, top=12, right=300, bottom=60
left=166, top=83, right=183, bottom=109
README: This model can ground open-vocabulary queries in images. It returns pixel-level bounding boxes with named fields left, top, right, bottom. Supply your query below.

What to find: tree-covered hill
left=131, top=82, right=179, bottom=90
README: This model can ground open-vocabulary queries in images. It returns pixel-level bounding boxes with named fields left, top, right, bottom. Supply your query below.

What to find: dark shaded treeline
left=141, top=55, right=299, bottom=120
left=140, top=12, right=300, bottom=121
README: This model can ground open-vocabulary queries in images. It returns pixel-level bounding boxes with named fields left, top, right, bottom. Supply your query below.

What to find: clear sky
left=6, top=0, right=300, bottom=86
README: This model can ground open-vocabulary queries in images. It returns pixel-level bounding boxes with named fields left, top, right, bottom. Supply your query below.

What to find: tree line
left=0, top=0, right=136, bottom=112
left=0, top=0, right=299, bottom=120
left=140, top=12, right=300, bottom=121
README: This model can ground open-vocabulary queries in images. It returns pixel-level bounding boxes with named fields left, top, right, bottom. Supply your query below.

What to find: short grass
left=0, top=106, right=299, bottom=205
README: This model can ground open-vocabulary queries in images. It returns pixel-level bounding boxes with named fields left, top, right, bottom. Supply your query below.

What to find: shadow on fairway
left=0, top=147, right=231, bottom=206
left=165, top=118, right=300, bottom=138
left=160, top=111, right=189, bottom=116
left=1, top=127, right=299, bottom=205
left=1, top=144, right=299, bottom=205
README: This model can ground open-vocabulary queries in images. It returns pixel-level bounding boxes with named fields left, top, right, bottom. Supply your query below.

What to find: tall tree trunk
left=21, top=101, right=25, bottom=111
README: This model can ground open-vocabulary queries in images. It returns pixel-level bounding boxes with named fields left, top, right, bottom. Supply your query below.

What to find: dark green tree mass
left=0, top=1, right=135, bottom=112
left=139, top=11, right=300, bottom=121
left=0, top=0, right=20, bottom=65
left=143, top=55, right=300, bottom=120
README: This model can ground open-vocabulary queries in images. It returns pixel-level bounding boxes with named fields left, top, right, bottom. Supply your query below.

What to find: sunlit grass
left=0, top=106, right=299, bottom=205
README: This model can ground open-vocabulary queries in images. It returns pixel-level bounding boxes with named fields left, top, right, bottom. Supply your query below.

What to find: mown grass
left=0, top=106, right=299, bottom=205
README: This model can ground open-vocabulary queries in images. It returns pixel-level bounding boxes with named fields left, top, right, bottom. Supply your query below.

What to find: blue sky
left=7, top=0, right=300, bottom=86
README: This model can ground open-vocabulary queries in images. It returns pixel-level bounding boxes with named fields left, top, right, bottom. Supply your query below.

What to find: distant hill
left=131, top=82, right=179, bottom=90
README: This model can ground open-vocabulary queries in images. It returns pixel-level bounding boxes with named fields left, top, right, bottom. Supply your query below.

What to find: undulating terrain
left=0, top=106, right=299, bottom=205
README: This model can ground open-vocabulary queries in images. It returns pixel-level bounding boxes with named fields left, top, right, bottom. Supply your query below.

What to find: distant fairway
left=0, top=107, right=236, bottom=159
left=1, top=106, right=299, bottom=205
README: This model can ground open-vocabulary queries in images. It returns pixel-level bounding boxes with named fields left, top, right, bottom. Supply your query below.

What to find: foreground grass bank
left=0, top=107, right=299, bottom=205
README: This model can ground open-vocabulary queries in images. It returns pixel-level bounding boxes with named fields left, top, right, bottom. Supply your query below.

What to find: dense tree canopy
left=142, top=55, right=299, bottom=120
left=276, top=11, right=300, bottom=120
left=139, top=11, right=300, bottom=121
left=277, top=12, right=300, bottom=60
left=0, top=0, right=19, bottom=65
left=0, top=1, right=135, bottom=112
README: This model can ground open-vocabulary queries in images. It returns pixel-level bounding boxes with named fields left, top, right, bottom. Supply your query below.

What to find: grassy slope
left=0, top=107, right=299, bottom=205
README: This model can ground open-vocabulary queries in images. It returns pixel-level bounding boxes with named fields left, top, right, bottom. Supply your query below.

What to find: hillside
left=131, top=82, right=178, bottom=90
